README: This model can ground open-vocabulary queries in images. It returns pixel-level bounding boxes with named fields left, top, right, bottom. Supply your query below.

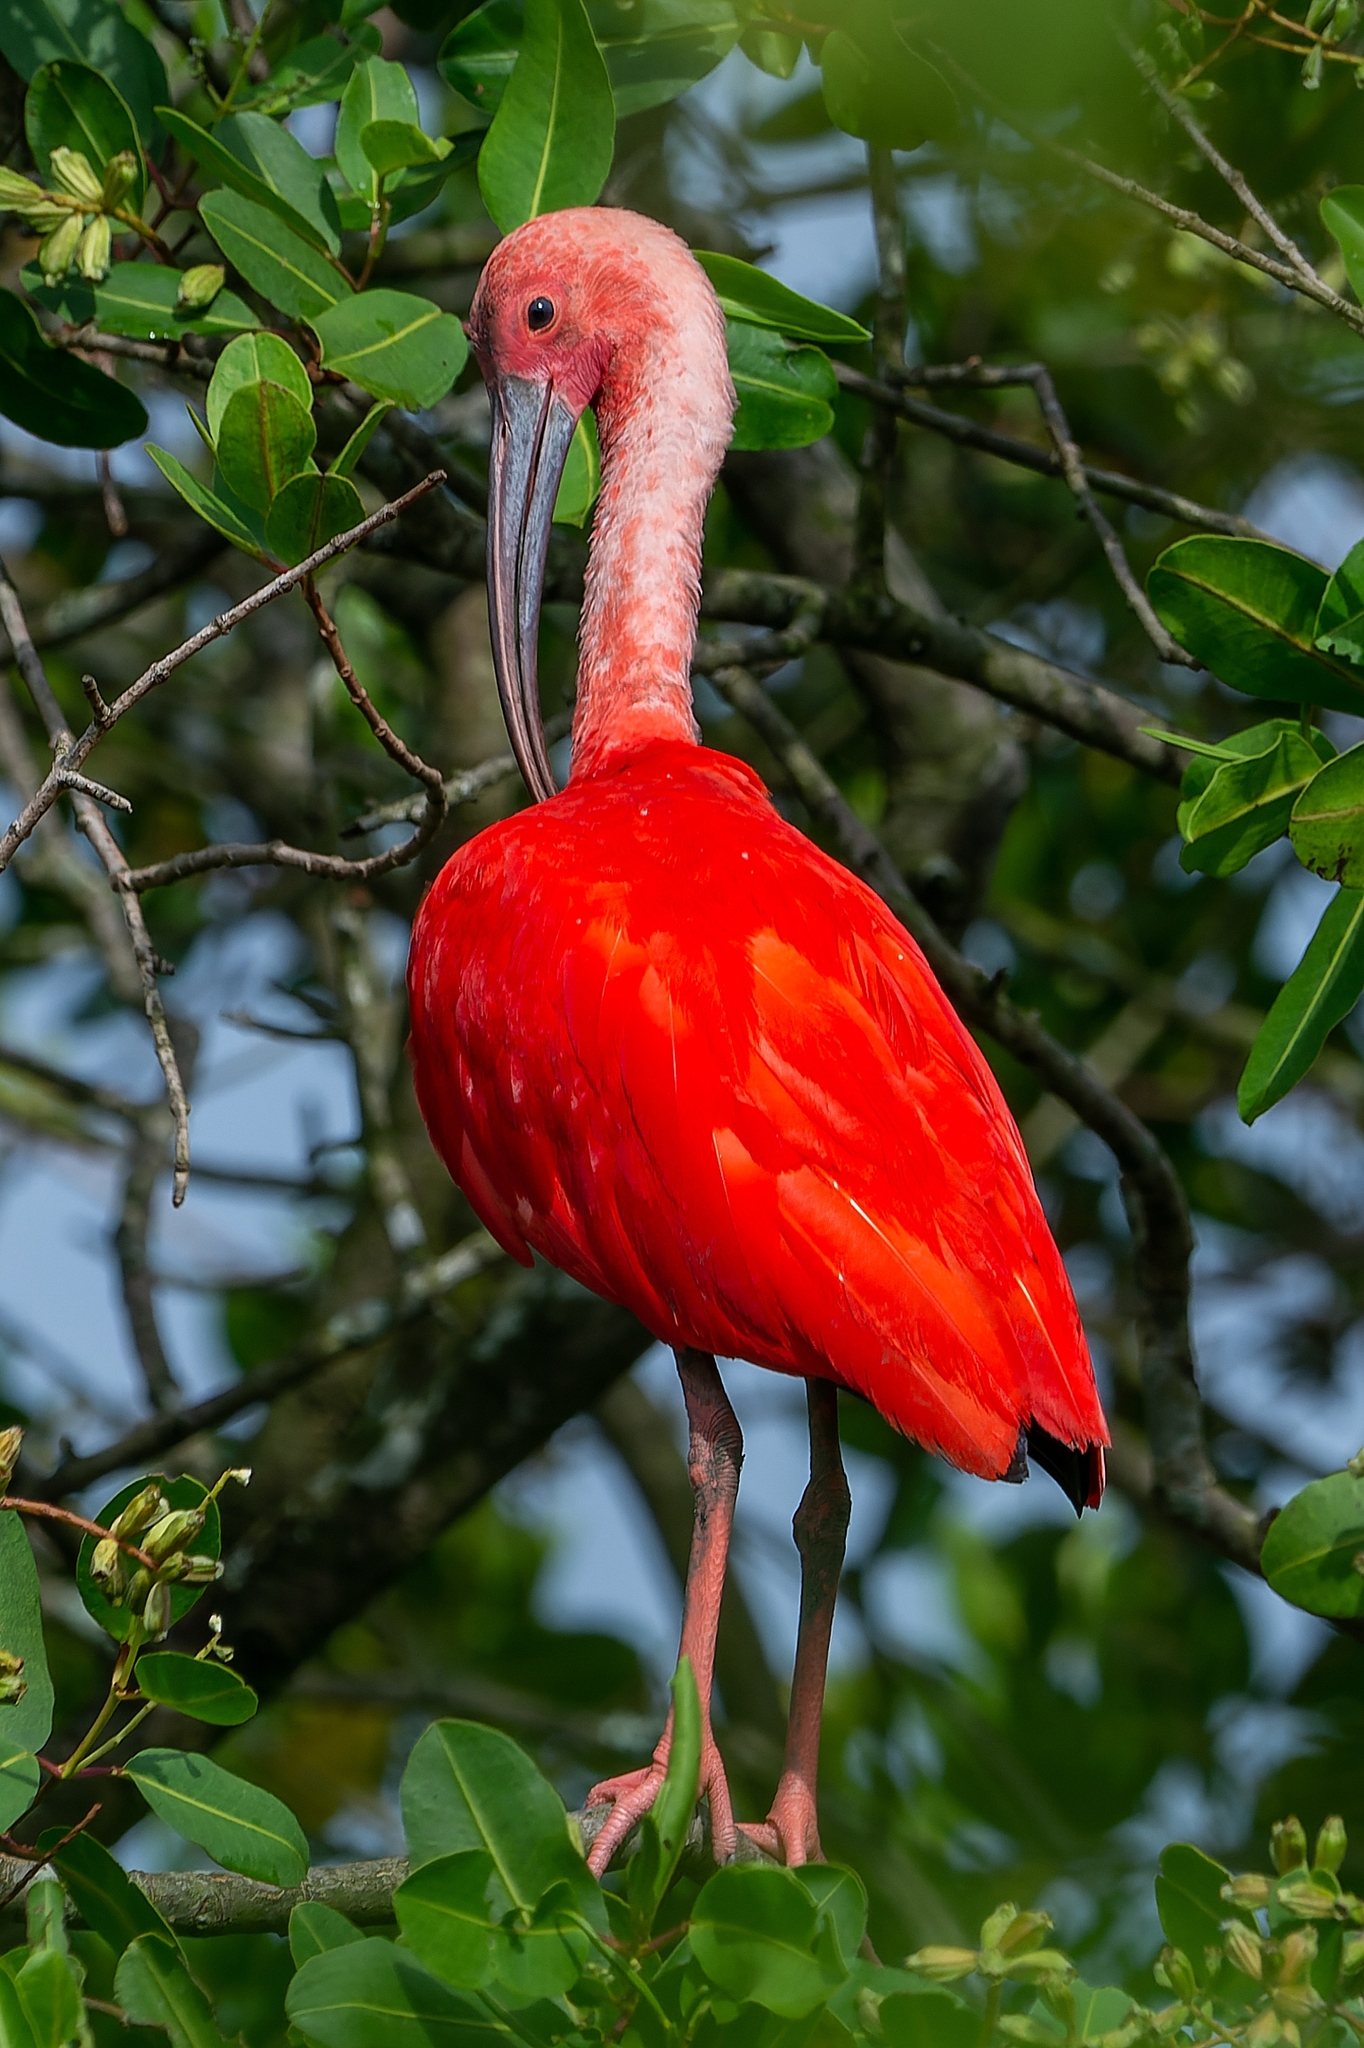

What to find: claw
left=584, top=1735, right=737, bottom=1875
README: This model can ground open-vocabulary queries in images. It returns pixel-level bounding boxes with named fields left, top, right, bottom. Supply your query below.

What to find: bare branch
left=49, top=326, right=214, bottom=382
left=34, top=1229, right=505, bottom=1501
left=120, top=803, right=446, bottom=894
left=835, top=364, right=1276, bottom=543
left=0, top=474, right=448, bottom=875
left=343, top=713, right=575, bottom=833
left=304, top=578, right=446, bottom=794
left=708, top=660, right=1259, bottom=1574
left=115, top=1112, right=180, bottom=1411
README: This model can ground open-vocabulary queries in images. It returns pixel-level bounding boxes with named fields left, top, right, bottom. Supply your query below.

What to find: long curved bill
left=486, top=374, right=579, bottom=803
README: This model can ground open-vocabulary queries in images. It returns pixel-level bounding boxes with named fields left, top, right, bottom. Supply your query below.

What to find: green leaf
left=1155, top=1844, right=1240, bottom=1987
left=16, top=1948, right=82, bottom=2048
left=878, top=1991, right=979, bottom=2048
left=477, top=0, right=615, bottom=232
left=336, top=54, right=419, bottom=204
left=553, top=410, right=600, bottom=527
left=265, top=472, right=366, bottom=566
left=1238, top=886, right=1364, bottom=1121
left=0, top=0, right=166, bottom=141
left=26, top=59, right=143, bottom=203
left=286, top=1939, right=509, bottom=2048
left=330, top=399, right=392, bottom=478
left=0, top=1511, right=55, bottom=1762
left=290, top=1902, right=365, bottom=1969
left=1147, top=535, right=1364, bottom=717
left=400, top=1721, right=603, bottom=1928
left=442, top=0, right=736, bottom=119
left=795, top=1865, right=868, bottom=1970
left=147, top=445, right=270, bottom=561
left=740, top=23, right=802, bottom=78
left=588, top=0, right=738, bottom=115
left=0, top=1743, right=38, bottom=1835
left=1314, top=534, right=1364, bottom=663
left=216, top=380, right=318, bottom=513
left=439, top=0, right=519, bottom=120
left=208, top=331, right=314, bottom=441
left=819, top=17, right=955, bottom=150
left=728, top=320, right=836, bottom=450
left=627, top=1657, right=700, bottom=1939
left=394, top=1849, right=499, bottom=1991
left=157, top=106, right=343, bottom=254
left=0, top=287, right=147, bottom=448
left=309, top=289, right=467, bottom=408
left=200, top=189, right=352, bottom=322
left=690, top=1863, right=846, bottom=2018
left=695, top=252, right=870, bottom=343
left=360, top=119, right=452, bottom=176
left=125, top=1750, right=309, bottom=1887
left=0, top=1970, right=36, bottom=2048
left=1321, top=186, right=1364, bottom=309
left=115, top=1935, right=229, bottom=2048
left=76, top=1476, right=221, bottom=1643
left=48, top=1830, right=174, bottom=1954
left=1176, top=725, right=1329, bottom=878
left=1261, top=1469, right=1364, bottom=1617
left=1290, top=739, right=1364, bottom=887
left=24, top=261, right=258, bottom=341
left=135, top=1652, right=259, bottom=1727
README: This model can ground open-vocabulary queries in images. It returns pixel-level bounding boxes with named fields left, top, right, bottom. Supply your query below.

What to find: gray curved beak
left=486, top=374, right=579, bottom=803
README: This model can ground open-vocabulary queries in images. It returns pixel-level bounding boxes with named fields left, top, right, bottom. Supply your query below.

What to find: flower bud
left=0, top=169, right=46, bottom=213
left=142, top=1507, right=205, bottom=1563
left=980, top=1905, right=1019, bottom=1951
left=111, top=1485, right=165, bottom=1541
left=1272, top=1818, right=1308, bottom=1875
left=1277, top=1927, right=1318, bottom=1986
left=997, top=2020, right=1055, bottom=2045
left=88, top=1537, right=126, bottom=1598
left=1152, top=2004, right=1190, bottom=2038
left=77, top=213, right=110, bottom=281
left=1223, top=1873, right=1272, bottom=1910
left=904, top=1946, right=979, bottom=1983
left=1313, top=1817, right=1346, bottom=1875
left=156, top=1551, right=221, bottom=1585
left=1274, top=1880, right=1339, bottom=1920
left=38, top=212, right=83, bottom=284
left=0, top=1426, right=22, bottom=1495
left=141, top=1579, right=172, bottom=1639
left=47, top=148, right=103, bottom=206
left=125, top=1567, right=150, bottom=1614
left=998, top=1910, right=1053, bottom=1957
left=1341, top=1931, right=1364, bottom=1977
left=176, top=263, right=224, bottom=312
left=23, top=199, right=68, bottom=232
left=0, top=1649, right=26, bottom=1707
left=1225, top=1922, right=1263, bottom=1980
left=1273, top=1982, right=1323, bottom=2022
left=1003, top=1950, right=1074, bottom=1985
left=1349, top=1446, right=1364, bottom=1479
left=1157, top=1948, right=1197, bottom=2003
left=100, top=150, right=137, bottom=209
left=1244, top=2009, right=1281, bottom=2048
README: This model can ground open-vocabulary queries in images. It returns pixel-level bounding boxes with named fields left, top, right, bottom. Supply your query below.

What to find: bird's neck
left=570, top=333, right=732, bottom=780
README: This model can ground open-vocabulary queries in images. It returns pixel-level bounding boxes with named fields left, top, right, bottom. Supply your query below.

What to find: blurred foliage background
left=1, top=0, right=1363, bottom=2001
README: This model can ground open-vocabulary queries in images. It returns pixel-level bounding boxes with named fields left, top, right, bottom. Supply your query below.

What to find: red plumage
left=408, top=737, right=1107, bottom=1493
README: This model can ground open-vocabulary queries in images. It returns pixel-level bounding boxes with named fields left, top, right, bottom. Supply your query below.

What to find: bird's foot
left=584, top=1734, right=737, bottom=1876
left=738, top=1776, right=822, bottom=1867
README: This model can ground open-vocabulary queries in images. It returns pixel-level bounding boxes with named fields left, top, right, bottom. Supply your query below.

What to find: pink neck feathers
left=570, top=246, right=734, bottom=781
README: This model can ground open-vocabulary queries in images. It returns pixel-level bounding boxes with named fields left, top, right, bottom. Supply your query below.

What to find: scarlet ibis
left=407, top=207, right=1108, bottom=1871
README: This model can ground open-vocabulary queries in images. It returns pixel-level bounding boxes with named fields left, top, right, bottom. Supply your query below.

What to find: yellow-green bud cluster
left=91, top=1486, right=221, bottom=1641
left=0, top=147, right=140, bottom=284
left=0, top=1647, right=26, bottom=1708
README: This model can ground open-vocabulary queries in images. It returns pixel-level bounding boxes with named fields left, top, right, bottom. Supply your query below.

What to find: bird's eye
left=526, top=296, right=556, bottom=332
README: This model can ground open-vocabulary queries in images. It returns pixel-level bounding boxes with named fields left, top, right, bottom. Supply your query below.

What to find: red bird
left=407, top=207, right=1108, bottom=1872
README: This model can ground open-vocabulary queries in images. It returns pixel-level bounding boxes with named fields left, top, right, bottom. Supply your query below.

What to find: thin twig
left=121, top=809, right=447, bottom=893
left=333, top=905, right=428, bottom=1259
left=1, top=1498, right=156, bottom=1568
left=98, top=452, right=129, bottom=539
left=836, top=364, right=1277, bottom=542
left=708, top=660, right=1259, bottom=1573
left=0, top=474, right=447, bottom=875
left=0, top=557, right=192, bottom=1202
left=50, top=327, right=215, bottom=382
left=343, top=714, right=575, bottom=834
left=115, top=1111, right=180, bottom=1409
left=303, top=579, right=445, bottom=793
left=0, top=1807, right=100, bottom=1913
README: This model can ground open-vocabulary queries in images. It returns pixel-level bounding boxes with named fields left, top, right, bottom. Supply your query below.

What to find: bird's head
left=469, top=207, right=732, bottom=799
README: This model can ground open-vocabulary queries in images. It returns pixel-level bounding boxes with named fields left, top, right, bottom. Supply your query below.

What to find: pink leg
left=585, top=1348, right=742, bottom=1875
left=743, top=1380, right=849, bottom=1866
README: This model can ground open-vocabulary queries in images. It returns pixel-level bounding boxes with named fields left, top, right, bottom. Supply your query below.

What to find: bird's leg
left=743, top=1379, right=850, bottom=1866
left=585, top=1347, right=743, bottom=1875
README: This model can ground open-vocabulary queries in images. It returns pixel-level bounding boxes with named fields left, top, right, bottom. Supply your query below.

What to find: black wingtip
left=1026, top=1424, right=1105, bottom=1516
